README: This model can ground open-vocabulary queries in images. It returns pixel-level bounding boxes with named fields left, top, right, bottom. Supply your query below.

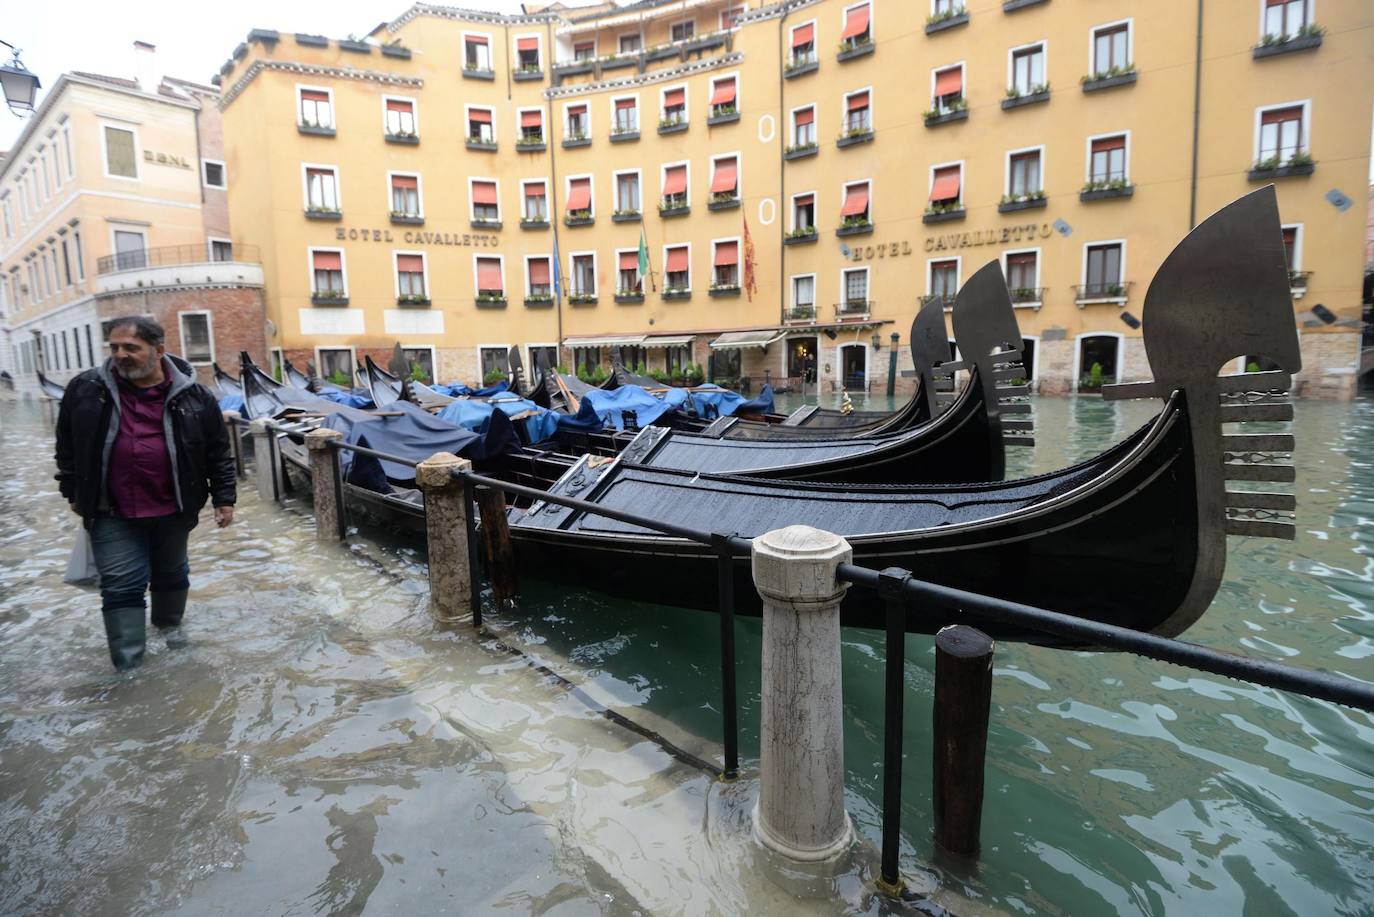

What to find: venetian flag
left=638, top=228, right=656, bottom=292
left=742, top=214, right=758, bottom=301
left=551, top=231, right=563, bottom=302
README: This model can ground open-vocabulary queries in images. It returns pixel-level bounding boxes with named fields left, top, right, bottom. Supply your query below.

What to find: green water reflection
left=496, top=392, right=1374, bottom=915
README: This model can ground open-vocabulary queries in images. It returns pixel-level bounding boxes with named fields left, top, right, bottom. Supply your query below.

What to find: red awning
left=300, top=89, right=329, bottom=102
left=792, top=23, right=814, bottom=47
left=476, top=258, right=502, bottom=290
left=517, top=37, right=538, bottom=51
left=472, top=181, right=497, bottom=205
left=664, top=88, right=685, bottom=108
left=566, top=178, right=591, bottom=210
left=710, top=159, right=737, bottom=194
left=795, top=107, right=814, bottom=126
left=529, top=258, right=550, bottom=284
left=795, top=193, right=814, bottom=207
left=313, top=251, right=341, bottom=270
left=710, top=78, right=736, bottom=106
left=468, top=34, right=488, bottom=45
left=841, top=3, right=870, bottom=40
left=385, top=98, right=411, bottom=112
left=392, top=174, right=418, bottom=189
left=568, top=103, right=587, bottom=115
left=619, top=251, right=639, bottom=270
left=841, top=183, right=869, bottom=216
left=1090, top=135, right=1126, bottom=153
left=663, top=166, right=687, bottom=195
left=1261, top=106, right=1301, bottom=124
left=397, top=254, right=423, bottom=273
left=847, top=91, right=869, bottom=112
left=934, top=67, right=961, bottom=97
left=616, top=98, right=636, bottom=111
left=469, top=108, right=492, bottom=123
left=525, top=182, right=545, bottom=197
left=521, top=109, right=542, bottom=127
left=714, top=241, right=738, bottom=266
left=930, top=167, right=960, bottom=202
left=666, top=247, right=689, bottom=272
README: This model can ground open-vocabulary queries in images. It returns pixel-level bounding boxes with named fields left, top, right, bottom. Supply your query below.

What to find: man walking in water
left=55, top=316, right=236, bottom=671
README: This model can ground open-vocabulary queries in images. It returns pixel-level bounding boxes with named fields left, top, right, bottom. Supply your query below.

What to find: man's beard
left=115, top=353, right=159, bottom=382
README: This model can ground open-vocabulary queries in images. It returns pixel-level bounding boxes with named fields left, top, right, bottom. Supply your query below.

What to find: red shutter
left=847, top=91, right=869, bottom=112
left=616, top=98, right=636, bottom=111
left=930, top=167, right=960, bottom=202
left=1091, top=135, right=1126, bottom=153
left=841, top=4, right=870, bottom=39
left=710, top=78, right=736, bottom=106
left=301, top=89, right=329, bottom=102
left=792, top=23, right=814, bottom=47
left=664, top=88, right=686, bottom=108
left=1007, top=252, right=1036, bottom=269
left=521, top=110, right=542, bottom=127
left=472, top=181, right=497, bottom=205
left=477, top=258, right=503, bottom=290
left=313, top=251, right=342, bottom=270
left=663, top=166, right=688, bottom=195
left=1261, top=106, right=1301, bottom=125
left=468, top=34, right=489, bottom=46
left=795, top=193, right=814, bottom=208
left=385, top=99, right=412, bottom=112
left=841, top=183, right=869, bottom=216
left=566, top=178, right=591, bottom=210
left=619, top=251, right=639, bottom=270
left=396, top=254, right=424, bottom=273
left=710, top=159, right=737, bottom=194
left=392, top=174, right=418, bottom=190
left=517, top=37, right=538, bottom=51
left=666, top=247, right=689, bottom=272
left=795, top=107, right=814, bottom=126
left=714, top=241, right=739, bottom=266
left=469, top=108, right=492, bottom=124
left=569, top=103, right=587, bottom=117
left=525, top=181, right=546, bottom=198
left=529, top=258, right=550, bottom=284
left=934, top=68, right=961, bottom=97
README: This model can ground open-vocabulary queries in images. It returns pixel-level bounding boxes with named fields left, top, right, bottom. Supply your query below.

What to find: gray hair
left=105, top=315, right=165, bottom=348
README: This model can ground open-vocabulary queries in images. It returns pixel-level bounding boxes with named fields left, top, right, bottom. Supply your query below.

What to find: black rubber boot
left=102, top=607, right=147, bottom=672
left=152, top=589, right=189, bottom=649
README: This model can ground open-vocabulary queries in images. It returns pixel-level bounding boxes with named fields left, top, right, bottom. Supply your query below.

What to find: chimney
left=133, top=41, right=161, bottom=93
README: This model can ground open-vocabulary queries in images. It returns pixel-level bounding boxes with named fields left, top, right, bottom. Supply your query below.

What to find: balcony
left=95, top=244, right=265, bottom=295
left=835, top=300, right=872, bottom=320
left=784, top=52, right=818, bottom=78
left=785, top=305, right=817, bottom=323
left=1008, top=287, right=1045, bottom=309
left=1074, top=281, right=1133, bottom=306
left=96, top=243, right=262, bottom=276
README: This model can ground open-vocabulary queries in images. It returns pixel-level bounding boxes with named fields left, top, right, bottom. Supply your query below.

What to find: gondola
left=37, top=372, right=66, bottom=400
left=212, top=363, right=242, bottom=398
left=283, top=359, right=312, bottom=391
left=0, top=370, right=13, bottom=391
left=238, top=352, right=322, bottom=419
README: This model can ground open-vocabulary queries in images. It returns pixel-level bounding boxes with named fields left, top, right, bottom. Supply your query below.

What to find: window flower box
left=338, top=39, right=370, bottom=54
left=926, top=8, right=969, bottom=34
left=516, top=134, right=546, bottom=152
left=1002, top=0, right=1048, bottom=11
left=466, top=136, right=497, bottom=151
left=396, top=294, right=431, bottom=307
left=709, top=283, right=741, bottom=297
left=615, top=291, right=645, bottom=304
left=564, top=210, right=594, bottom=227
left=385, top=131, right=420, bottom=145
left=784, top=227, right=818, bottom=245
left=390, top=212, right=425, bottom=225
left=470, top=218, right=502, bottom=230
left=562, top=134, right=591, bottom=149
left=1081, top=68, right=1137, bottom=92
left=524, top=295, right=554, bottom=308
left=1247, top=153, right=1315, bottom=181
left=786, top=306, right=817, bottom=322
left=611, top=127, right=640, bottom=143
left=569, top=293, right=598, bottom=306
left=552, top=60, right=595, bottom=78
left=297, top=123, right=336, bottom=137
left=707, top=105, right=740, bottom=126
left=304, top=207, right=342, bottom=221
left=923, top=104, right=969, bottom=127
left=311, top=291, right=349, bottom=306
left=475, top=294, right=508, bottom=308
left=784, top=142, right=819, bottom=160
left=1079, top=182, right=1134, bottom=202
left=658, top=116, right=688, bottom=135
left=658, top=198, right=691, bottom=218
left=784, top=55, right=819, bottom=78
left=600, top=54, right=638, bottom=72
left=998, top=192, right=1047, bottom=212
left=612, top=210, right=642, bottom=223
left=381, top=44, right=411, bottom=59
left=836, top=218, right=874, bottom=236
left=513, top=67, right=544, bottom=82
left=463, top=67, right=496, bottom=81
left=520, top=218, right=550, bottom=230
left=708, top=193, right=740, bottom=211
left=836, top=128, right=874, bottom=148
left=1001, top=85, right=1050, bottom=110
left=922, top=205, right=966, bottom=223
left=662, top=288, right=691, bottom=301
left=1253, top=27, right=1323, bottom=59
left=836, top=37, right=874, bottom=61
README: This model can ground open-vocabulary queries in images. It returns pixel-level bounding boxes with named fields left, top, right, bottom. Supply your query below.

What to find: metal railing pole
left=876, top=568, right=913, bottom=896
left=714, top=535, right=739, bottom=780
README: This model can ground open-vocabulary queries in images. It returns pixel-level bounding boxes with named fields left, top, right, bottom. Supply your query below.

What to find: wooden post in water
left=751, top=525, right=854, bottom=862
left=932, top=624, right=995, bottom=857
left=248, top=418, right=277, bottom=503
left=475, top=484, right=518, bottom=605
left=223, top=411, right=245, bottom=479
left=304, top=428, right=346, bottom=541
left=415, top=452, right=474, bottom=623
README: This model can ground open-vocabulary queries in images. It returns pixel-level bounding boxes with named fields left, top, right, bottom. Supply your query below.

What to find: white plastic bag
left=63, top=528, right=100, bottom=590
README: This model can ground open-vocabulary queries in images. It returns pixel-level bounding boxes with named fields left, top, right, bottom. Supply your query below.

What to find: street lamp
left=0, top=42, right=41, bottom=115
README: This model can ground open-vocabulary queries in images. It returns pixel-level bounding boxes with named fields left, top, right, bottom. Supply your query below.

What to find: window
left=465, top=34, right=492, bottom=72
left=841, top=3, right=871, bottom=47
left=305, top=167, right=339, bottom=212
left=402, top=348, right=435, bottom=383
left=516, top=37, right=541, bottom=71
left=665, top=245, right=690, bottom=291
left=932, top=0, right=960, bottom=14
left=311, top=250, right=345, bottom=296
left=319, top=348, right=354, bottom=382
left=793, top=193, right=816, bottom=232
left=713, top=240, right=740, bottom=288
left=298, top=89, right=332, bottom=129
left=475, top=256, right=504, bottom=296
left=73, top=230, right=85, bottom=281
left=113, top=229, right=147, bottom=270
left=1264, top=0, right=1309, bottom=39
left=840, top=181, right=870, bottom=225
left=391, top=174, right=421, bottom=217
left=793, top=107, right=816, bottom=147
left=471, top=180, right=498, bottom=222
left=929, top=164, right=962, bottom=210
left=520, top=109, right=544, bottom=143
left=710, top=156, right=738, bottom=202
left=571, top=253, right=596, bottom=296
left=614, top=97, right=638, bottom=134
left=202, top=159, right=226, bottom=189
left=932, top=66, right=963, bottom=115
left=615, top=171, right=640, bottom=212
left=179, top=313, right=213, bottom=364
left=792, top=275, right=816, bottom=317
left=929, top=259, right=959, bottom=301
left=1, top=196, right=11, bottom=237
left=619, top=33, right=642, bottom=54
left=617, top=250, right=642, bottom=293
left=1010, top=44, right=1045, bottom=95
left=210, top=240, right=233, bottom=262
left=37, top=153, right=50, bottom=200
left=1281, top=226, right=1300, bottom=269
left=566, top=176, right=592, bottom=218
left=48, top=142, right=61, bottom=190
left=103, top=126, right=137, bottom=178
left=722, top=5, right=745, bottom=29
left=60, top=239, right=73, bottom=285
left=397, top=253, right=428, bottom=300
left=573, top=41, right=596, bottom=61
left=662, top=164, right=688, bottom=208
left=843, top=268, right=869, bottom=307
left=1008, top=149, right=1042, bottom=197
left=523, top=181, right=548, bottom=221
left=527, top=257, right=553, bottom=298
left=529, top=345, right=558, bottom=373
left=710, top=76, right=737, bottom=117
left=468, top=107, right=494, bottom=143
left=790, top=23, right=816, bottom=66
left=662, top=87, right=687, bottom=125
left=671, top=19, right=695, bottom=42
left=566, top=103, right=589, bottom=140
left=62, top=124, right=75, bottom=179
left=1084, top=243, right=1124, bottom=297
left=1092, top=22, right=1130, bottom=75
left=385, top=98, right=416, bottom=137
left=1006, top=252, right=1040, bottom=304
left=1257, top=105, right=1305, bottom=164
left=844, top=90, right=870, bottom=134
left=1088, top=135, right=1127, bottom=183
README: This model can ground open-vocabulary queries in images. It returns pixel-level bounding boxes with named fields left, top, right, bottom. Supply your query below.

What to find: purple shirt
left=108, top=371, right=179, bottom=517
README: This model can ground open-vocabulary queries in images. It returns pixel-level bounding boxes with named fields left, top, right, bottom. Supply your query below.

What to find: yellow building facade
left=216, top=0, right=1373, bottom=395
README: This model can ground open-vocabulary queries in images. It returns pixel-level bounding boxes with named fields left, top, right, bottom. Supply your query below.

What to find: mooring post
left=751, top=525, right=853, bottom=862
left=304, top=428, right=346, bottom=541
left=474, top=484, right=518, bottom=605
left=248, top=418, right=277, bottom=503
left=932, top=624, right=995, bottom=858
left=415, top=452, right=474, bottom=623
left=223, top=411, right=244, bottom=479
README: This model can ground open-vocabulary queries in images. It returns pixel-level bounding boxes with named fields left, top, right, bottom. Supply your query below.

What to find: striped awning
left=643, top=335, right=695, bottom=348
left=563, top=334, right=646, bottom=348
left=710, top=330, right=784, bottom=350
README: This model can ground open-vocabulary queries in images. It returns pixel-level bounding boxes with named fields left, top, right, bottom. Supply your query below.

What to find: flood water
left=0, top=392, right=1370, bottom=916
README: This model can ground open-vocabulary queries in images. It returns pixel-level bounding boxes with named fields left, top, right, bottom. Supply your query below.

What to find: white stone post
left=751, top=525, right=854, bottom=862
left=415, top=452, right=474, bottom=622
left=249, top=418, right=277, bottom=503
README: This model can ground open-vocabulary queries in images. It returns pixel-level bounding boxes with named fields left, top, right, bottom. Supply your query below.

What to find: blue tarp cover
left=322, top=400, right=520, bottom=487
left=579, top=385, right=677, bottom=430
left=315, top=389, right=374, bottom=409
left=217, top=393, right=245, bottom=414
left=436, top=393, right=561, bottom=443
left=687, top=383, right=774, bottom=418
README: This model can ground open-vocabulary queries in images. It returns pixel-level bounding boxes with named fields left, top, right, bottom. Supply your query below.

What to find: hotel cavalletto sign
left=334, top=226, right=501, bottom=248
left=849, top=222, right=1056, bottom=262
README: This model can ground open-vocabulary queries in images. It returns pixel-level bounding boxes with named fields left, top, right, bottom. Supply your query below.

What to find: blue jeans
left=89, top=513, right=191, bottom=614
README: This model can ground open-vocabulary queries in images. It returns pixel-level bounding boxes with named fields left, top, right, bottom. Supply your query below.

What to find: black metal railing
left=835, top=299, right=873, bottom=317
left=1073, top=281, right=1134, bottom=302
left=786, top=305, right=817, bottom=322
left=96, top=243, right=261, bottom=275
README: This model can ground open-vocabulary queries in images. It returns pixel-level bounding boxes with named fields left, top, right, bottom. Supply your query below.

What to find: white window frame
left=790, top=103, right=818, bottom=147
left=660, top=159, right=691, bottom=205
left=99, top=120, right=141, bottom=181
left=315, top=346, right=358, bottom=382
left=790, top=272, right=818, bottom=311
left=177, top=310, right=216, bottom=365
left=928, top=159, right=965, bottom=207
left=1083, top=130, right=1131, bottom=184
left=618, top=31, right=644, bottom=54
left=526, top=342, right=560, bottom=373
left=709, top=71, right=742, bottom=115
left=387, top=170, right=425, bottom=218
left=1007, top=40, right=1048, bottom=94
left=791, top=190, right=818, bottom=232
left=307, top=246, right=349, bottom=296
left=1088, top=18, right=1134, bottom=75
left=610, top=93, right=640, bottom=133
left=840, top=178, right=873, bottom=222
left=790, top=18, right=819, bottom=62
left=200, top=158, right=227, bottom=189
left=466, top=175, right=499, bottom=223
left=925, top=256, right=963, bottom=307
left=515, top=106, right=545, bottom=141
left=570, top=36, right=599, bottom=61
left=613, top=168, right=643, bottom=213
left=1071, top=332, right=1125, bottom=392
left=835, top=341, right=870, bottom=387
left=840, top=1, right=874, bottom=42
left=471, top=252, right=507, bottom=296
left=1256, top=0, right=1315, bottom=40
left=842, top=85, right=874, bottom=133
left=565, top=173, right=595, bottom=218
left=669, top=17, right=696, bottom=43
left=1252, top=99, right=1312, bottom=162
left=1079, top=238, right=1129, bottom=303
left=207, top=236, right=233, bottom=262
left=929, top=62, right=965, bottom=113
left=512, top=32, right=543, bottom=68
left=109, top=224, right=148, bottom=269
left=295, top=83, right=335, bottom=129
left=523, top=253, right=554, bottom=299
left=301, top=162, right=342, bottom=212
left=660, top=82, right=690, bottom=124
left=393, top=249, right=431, bottom=299
left=399, top=346, right=439, bottom=381
left=840, top=265, right=871, bottom=306
left=662, top=241, right=693, bottom=292
left=464, top=104, right=497, bottom=142
left=568, top=250, right=598, bottom=298
left=1281, top=223, right=1304, bottom=271
left=614, top=247, right=642, bottom=292
left=463, top=31, right=495, bottom=71
left=61, top=121, right=75, bottom=180
left=709, top=151, right=742, bottom=201
left=562, top=99, right=593, bottom=141
left=478, top=345, right=511, bottom=379
left=711, top=234, right=743, bottom=287
left=1000, top=247, right=1043, bottom=307
left=1004, top=144, right=1046, bottom=197
left=381, top=93, right=419, bottom=137
left=521, top=177, right=550, bottom=221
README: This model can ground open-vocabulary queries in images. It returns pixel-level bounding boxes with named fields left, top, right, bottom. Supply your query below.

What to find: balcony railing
left=920, top=293, right=955, bottom=310
left=786, top=305, right=817, bottom=322
left=97, top=243, right=261, bottom=275
left=1074, top=281, right=1133, bottom=304
left=835, top=299, right=873, bottom=318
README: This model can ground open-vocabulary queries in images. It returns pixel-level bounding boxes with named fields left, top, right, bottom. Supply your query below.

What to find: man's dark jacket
left=56, top=357, right=236, bottom=527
